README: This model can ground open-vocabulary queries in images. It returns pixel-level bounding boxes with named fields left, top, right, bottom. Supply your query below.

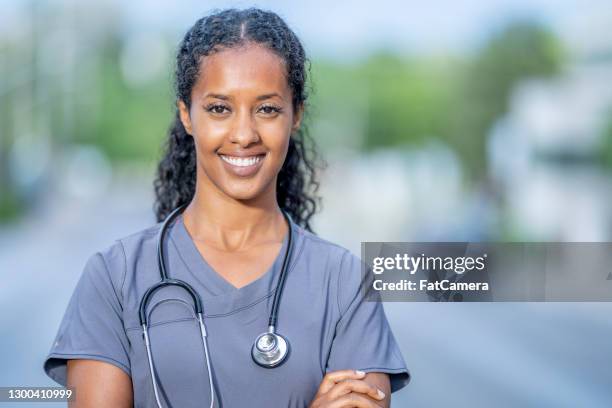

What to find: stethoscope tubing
left=138, top=203, right=293, bottom=408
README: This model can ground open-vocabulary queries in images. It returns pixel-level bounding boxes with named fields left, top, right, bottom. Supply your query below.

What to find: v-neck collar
left=167, top=212, right=298, bottom=317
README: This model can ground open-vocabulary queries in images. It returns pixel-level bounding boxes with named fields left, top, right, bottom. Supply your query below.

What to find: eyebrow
left=204, top=93, right=230, bottom=100
left=256, top=93, right=282, bottom=101
left=203, top=92, right=283, bottom=101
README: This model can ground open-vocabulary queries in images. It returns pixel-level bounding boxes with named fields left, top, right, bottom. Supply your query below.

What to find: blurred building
left=489, top=13, right=612, bottom=241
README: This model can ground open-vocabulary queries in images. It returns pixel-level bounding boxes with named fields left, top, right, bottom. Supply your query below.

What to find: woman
left=44, top=8, right=409, bottom=407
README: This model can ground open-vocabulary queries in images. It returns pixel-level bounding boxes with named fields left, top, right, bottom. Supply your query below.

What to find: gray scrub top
left=44, top=214, right=409, bottom=407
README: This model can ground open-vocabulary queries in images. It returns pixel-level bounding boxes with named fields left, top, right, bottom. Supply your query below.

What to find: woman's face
left=178, top=43, right=302, bottom=202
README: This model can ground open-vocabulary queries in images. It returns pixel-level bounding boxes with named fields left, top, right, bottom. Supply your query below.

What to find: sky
left=1, top=0, right=612, bottom=60
left=114, top=0, right=612, bottom=59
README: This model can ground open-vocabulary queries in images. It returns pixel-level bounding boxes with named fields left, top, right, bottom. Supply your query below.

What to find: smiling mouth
left=219, top=154, right=265, bottom=167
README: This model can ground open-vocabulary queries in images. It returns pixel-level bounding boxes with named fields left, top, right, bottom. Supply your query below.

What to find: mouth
left=218, top=153, right=266, bottom=177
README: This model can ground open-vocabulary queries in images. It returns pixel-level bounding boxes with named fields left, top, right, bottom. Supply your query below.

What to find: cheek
left=190, top=125, right=227, bottom=166
left=193, top=120, right=227, bottom=148
left=259, top=119, right=293, bottom=153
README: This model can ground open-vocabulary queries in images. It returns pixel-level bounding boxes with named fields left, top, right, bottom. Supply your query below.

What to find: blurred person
left=43, top=8, right=408, bottom=407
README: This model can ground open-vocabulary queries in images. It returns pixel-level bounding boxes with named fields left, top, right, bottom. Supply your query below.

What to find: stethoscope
left=139, top=203, right=293, bottom=408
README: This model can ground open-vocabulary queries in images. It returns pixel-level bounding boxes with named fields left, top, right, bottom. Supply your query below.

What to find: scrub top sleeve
left=325, top=251, right=410, bottom=393
left=43, top=248, right=131, bottom=386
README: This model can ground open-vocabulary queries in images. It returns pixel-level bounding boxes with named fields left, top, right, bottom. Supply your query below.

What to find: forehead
left=192, top=43, right=290, bottom=99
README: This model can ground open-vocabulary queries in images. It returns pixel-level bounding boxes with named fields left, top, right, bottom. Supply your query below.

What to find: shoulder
left=294, top=224, right=357, bottom=267
left=115, top=222, right=162, bottom=253
left=97, top=222, right=162, bottom=261
left=85, top=222, right=163, bottom=299
left=293, top=224, right=366, bottom=312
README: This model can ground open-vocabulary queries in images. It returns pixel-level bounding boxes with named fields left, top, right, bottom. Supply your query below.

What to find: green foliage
left=310, top=20, right=563, bottom=181
left=72, top=34, right=173, bottom=164
left=0, top=190, right=20, bottom=222
left=449, top=21, right=563, bottom=178
left=599, top=112, right=612, bottom=168
left=310, top=53, right=460, bottom=151
left=360, top=52, right=460, bottom=150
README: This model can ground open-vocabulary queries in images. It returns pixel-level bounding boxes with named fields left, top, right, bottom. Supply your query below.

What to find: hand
left=309, top=369, right=386, bottom=408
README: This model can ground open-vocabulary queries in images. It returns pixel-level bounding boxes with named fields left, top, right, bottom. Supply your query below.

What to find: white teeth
left=220, top=155, right=263, bottom=167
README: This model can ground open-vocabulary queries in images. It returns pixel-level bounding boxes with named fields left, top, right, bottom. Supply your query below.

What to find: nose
left=229, top=108, right=260, bottom=147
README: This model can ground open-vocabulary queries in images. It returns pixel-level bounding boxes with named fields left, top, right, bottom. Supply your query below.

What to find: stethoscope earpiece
left=251, top=329, right=289, bottom=368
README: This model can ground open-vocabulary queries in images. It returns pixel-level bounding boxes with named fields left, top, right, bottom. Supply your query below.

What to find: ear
left=291, top=103, right=304, bottom=133
left=177, top=99, right=193, bottom=135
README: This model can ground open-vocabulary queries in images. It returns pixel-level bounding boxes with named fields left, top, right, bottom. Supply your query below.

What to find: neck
left=182, top=174, right=286, bottom=252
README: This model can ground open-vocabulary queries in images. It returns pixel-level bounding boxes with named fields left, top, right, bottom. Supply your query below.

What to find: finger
left=317, top=370, right=367, bottom=395
left=328, top=392, right=382, bottom=408
left=327, top=379, right=385, bottom=401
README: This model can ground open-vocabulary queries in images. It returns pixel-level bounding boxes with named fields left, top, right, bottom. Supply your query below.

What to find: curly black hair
left=153, top=8, right=324, bottom=232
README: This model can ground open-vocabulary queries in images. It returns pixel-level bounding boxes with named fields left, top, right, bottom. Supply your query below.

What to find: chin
left=221, top=181, right=267, bottom=202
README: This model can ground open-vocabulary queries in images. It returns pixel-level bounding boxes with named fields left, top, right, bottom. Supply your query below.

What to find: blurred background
left=1, top=0, right=612, bottom=406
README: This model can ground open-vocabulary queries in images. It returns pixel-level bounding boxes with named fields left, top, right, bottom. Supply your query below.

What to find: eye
left=205, top=103, right=230, bottom=115
left=258, top=104, right=282, bottom=116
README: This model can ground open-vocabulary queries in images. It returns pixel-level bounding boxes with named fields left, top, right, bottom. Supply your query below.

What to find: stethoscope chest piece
left=143, top=204, right=294, bottom=407
left=251, top=331, right=289, bottom=368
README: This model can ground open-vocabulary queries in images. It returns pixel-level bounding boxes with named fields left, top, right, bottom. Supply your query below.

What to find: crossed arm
left=309, top=370, right=391, bottom=408
left=67, top=360, right=390, bottom=408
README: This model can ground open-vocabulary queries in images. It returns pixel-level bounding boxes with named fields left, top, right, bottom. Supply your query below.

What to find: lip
left=218, top=153, right=266, bottom=177
left=218, top=150, right=267, bottom=157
